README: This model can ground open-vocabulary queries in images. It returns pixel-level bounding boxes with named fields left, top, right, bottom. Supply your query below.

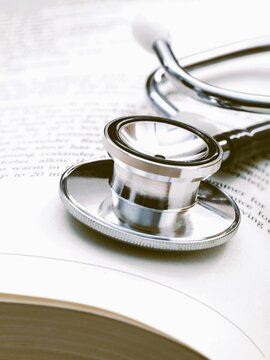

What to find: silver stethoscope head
left=103, top=116, right=222, bottom=232
left=60, top=116, right=241, bottom=251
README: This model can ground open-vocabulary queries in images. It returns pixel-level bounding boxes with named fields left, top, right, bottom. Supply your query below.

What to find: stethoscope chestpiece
left=104, top=116, right=222, bottom=232
left=60, top=116, right=240, bottom=251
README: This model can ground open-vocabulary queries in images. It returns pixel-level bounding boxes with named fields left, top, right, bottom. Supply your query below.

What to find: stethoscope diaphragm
left=59, top=116, right=241, bottom=251
left=59, top=159, right=240, bottom=251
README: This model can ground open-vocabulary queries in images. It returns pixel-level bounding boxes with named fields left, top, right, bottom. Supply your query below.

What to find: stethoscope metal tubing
left=148, top=36, right=270, bottom=116
left=147, top=69, right=270, bottom=165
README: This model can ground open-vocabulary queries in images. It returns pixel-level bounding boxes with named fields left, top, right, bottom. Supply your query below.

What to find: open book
left=0, top=0, right=269, bottom=359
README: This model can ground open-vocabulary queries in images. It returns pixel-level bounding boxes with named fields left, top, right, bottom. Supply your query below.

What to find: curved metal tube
left=147, top=36, right=270, bottom=115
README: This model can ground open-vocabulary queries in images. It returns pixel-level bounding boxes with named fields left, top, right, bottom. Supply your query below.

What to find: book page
left=0, top=0, right=269, bottom=359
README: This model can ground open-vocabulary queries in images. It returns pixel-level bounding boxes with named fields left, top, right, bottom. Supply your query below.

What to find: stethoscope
left=59, top=19, right=270, bottom=251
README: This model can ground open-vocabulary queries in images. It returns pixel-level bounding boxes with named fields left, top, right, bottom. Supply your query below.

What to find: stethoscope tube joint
left=215, top=121, right=270, bottom=165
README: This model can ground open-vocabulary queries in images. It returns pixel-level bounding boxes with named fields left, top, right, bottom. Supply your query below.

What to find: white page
left=0, top=0, right=269, bottom=358
left=0, top=252, right=263, bottom=359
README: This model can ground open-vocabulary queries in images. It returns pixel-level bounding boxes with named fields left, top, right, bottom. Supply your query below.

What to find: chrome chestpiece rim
left=59, top=116, right=240, bottom=251
left=104, top=116, right=222, bottom=232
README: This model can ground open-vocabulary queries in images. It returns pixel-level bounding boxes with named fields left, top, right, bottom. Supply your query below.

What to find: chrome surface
left=149, top=37, right=270, bottom=116
left=59, top=159, right=240, bottom=251
left=118, top=120, right=208, bottom=162
left=217, top=139, right=230, bottom=162
left=110, top=161, right=199, bottom=229
left=103, top=116, right=222, bottom=232
left=104, top=117, right=222, bottom=178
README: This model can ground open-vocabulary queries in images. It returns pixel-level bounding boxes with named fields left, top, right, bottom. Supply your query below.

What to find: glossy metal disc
left=118, top=119, right=208, bottom=161
left=59, top=159, right=240, bottom=251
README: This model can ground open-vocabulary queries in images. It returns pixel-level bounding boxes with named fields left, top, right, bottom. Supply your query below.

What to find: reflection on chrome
left=119, top=120, right=208, bottom=162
